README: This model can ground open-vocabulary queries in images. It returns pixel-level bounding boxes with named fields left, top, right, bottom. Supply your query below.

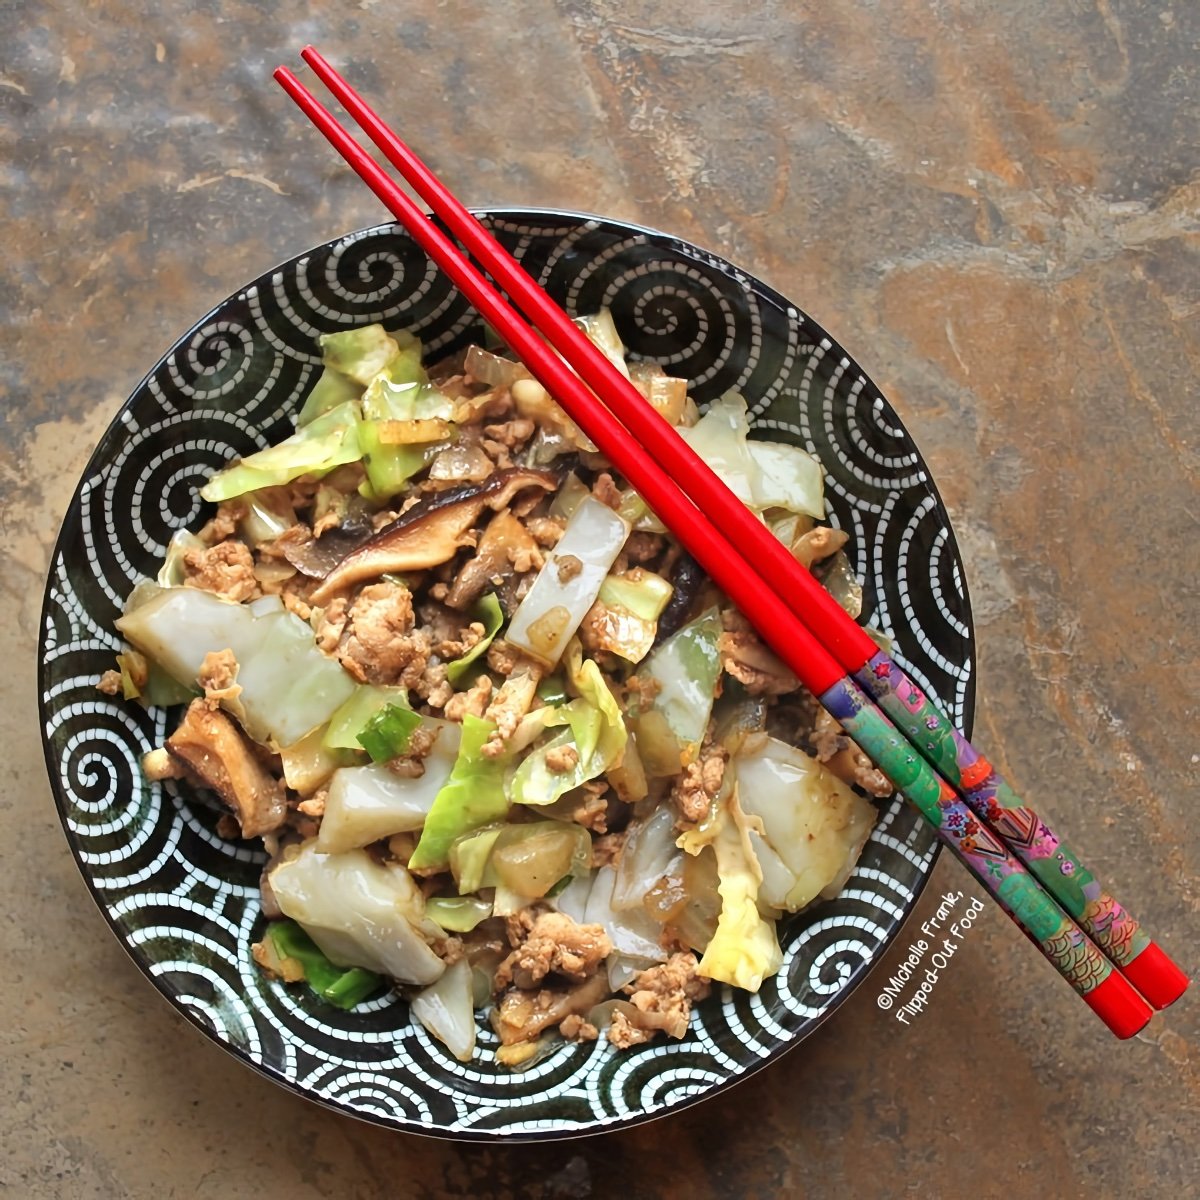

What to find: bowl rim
left=38, top=207, right=976, bottom=1140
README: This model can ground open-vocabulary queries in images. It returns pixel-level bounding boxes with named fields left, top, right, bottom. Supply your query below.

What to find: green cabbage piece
left=320, top=325, right=403, bottom=385
left=636, top=607, right=722, bottom=762
left=358, top=422, right=442, bottom=501
left=448, top=825, right=505, bottom=893
left=509, top=642, right=627, bottom=807
left=200, top=402, right=362, bottom=503
left=425, top=896, right=492, bottom=933
left=297, top=367, right=361, bottom=427
left=408, top=715, right=512, bottom=871
left=446, top=594, right=504, bottom=687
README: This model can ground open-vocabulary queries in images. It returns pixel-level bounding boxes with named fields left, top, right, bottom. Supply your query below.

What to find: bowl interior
left=39, top=211, right=974, bottom=1139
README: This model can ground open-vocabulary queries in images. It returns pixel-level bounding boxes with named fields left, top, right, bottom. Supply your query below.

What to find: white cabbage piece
left=410, top=958, right=477, bottom=1062
left=269, top=842, right=445, bottom=986
left=116, top=587, right=356, bottom=748
left=735, top=736, right=878, bottom=912
left=506, top=496, right=630, bottom=667
left=584, top=866, right=668, bottom=964
left=611, top=805, right=679, bottom=912
left=679, top=392, right=824, bottom=519
left=317, top=721, right=462, bottom=854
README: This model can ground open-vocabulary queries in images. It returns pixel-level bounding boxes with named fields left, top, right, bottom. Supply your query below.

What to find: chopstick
left=274, top=56, right=1173, bottom=1035
left=288, top=46, right=1188, bottom=1018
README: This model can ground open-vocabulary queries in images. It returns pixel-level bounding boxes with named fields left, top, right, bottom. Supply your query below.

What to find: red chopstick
left=291, top=47, right=1189, bottom=1015
left=272, top=57, right=1166, bottom=1036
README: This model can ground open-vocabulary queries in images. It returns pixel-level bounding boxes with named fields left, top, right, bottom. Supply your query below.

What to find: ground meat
left=381, top=723, right=441, bottom=780
left=621, top=673, right=662, bottom=708
left=197, top=648, right=242, bottom=710
left=718, top=609, right=800, bottom=696
left=336, top=581, right=430, bottom=688
left=670, top=740, right=728, bottom=823
left=252, top=936, right=305, bottom=983
left=483, top=416, right=535, bottom=449
left=607, top=1010, right=654, bottom=1049
left=198, top=501, right=247, bottom=546
left=413, top=662, right=454, bottom=710
left=296, top=790, right=326, bottom=818
left=314, top=596, right=349, bottom=654
left=480, top=437, right=515, bottom=469
left=572, top=782, right=609, bottom=832
left=486, top=638, right=537, bottom=678
left=96, top=669, right=122, bottom=695
left=525, top=516, right=566, bottom=548
left=555, top=553, right=583, bottom=583
left=545, top=744, right=579, bottom=774
left=559, top=1014, right=599, bottom=1042
left=482, top=669, right=542, bottom=756
left=811, top=708, right=893, bottom=797
left=183, top=540, right=260, bottom=603
left=591, top=472, right=622, bottom=510
left=434, top=619, right=485, bottom=661
left=444, top=676, right=494, bottom=722
left=623, top=532, right=664, bottom=564
left=279, top=574, right=319, bottom=622
left=623, top=952, right=710, bottom=1039
left=495, top=911, right=612, bottom=991
left=435, top=935, right=466, bottom=966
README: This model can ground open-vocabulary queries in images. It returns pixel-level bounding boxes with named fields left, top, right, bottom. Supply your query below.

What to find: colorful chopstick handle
left=820, top=676, right=1152, bottom=1037
left=855, top=650, right=1188, bottom=1010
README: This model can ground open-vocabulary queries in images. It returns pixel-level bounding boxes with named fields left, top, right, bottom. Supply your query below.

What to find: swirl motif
left=39, top=212, right=975, bottom=1140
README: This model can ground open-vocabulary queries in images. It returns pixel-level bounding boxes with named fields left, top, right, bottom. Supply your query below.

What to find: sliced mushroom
left=166, top=699, right=287, bottom=838
left=445, top=509, right=542, bottom=610
left=271, top=500, right=378, bottom=579
left=310, top=468, right=558, bottom=603
left=653, top=552, right=706, bottom=645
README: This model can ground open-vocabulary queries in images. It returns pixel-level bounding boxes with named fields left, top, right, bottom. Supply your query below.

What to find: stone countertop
left=2, top=3, right=1196, bottom=1197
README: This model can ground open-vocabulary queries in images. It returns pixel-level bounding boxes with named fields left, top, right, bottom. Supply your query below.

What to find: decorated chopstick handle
left=820, top=676, right=1152, bottom=1038
left=854, top=651, right=1188, bottom=1010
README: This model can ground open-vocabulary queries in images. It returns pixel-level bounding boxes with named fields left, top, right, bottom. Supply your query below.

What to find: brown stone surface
left=2, top=2, right=1197, bottom=1196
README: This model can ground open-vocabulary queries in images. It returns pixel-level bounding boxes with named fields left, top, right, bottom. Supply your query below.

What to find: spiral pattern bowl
left=39, top=211, right=975, bottom=1139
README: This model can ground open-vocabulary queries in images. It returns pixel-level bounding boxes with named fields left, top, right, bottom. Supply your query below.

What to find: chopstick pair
left=274, top=48, right=1187, bottom=1036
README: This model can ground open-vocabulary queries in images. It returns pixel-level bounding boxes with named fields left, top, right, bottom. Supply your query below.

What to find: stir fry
left=99, top=314, right=887, bottom=1064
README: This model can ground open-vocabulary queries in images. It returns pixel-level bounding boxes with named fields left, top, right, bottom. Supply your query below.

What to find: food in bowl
left=98, top=311, right=886, bottom=1066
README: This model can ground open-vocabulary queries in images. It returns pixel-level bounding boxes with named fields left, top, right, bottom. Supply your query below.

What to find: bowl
left=39, top=210, right=975, bottom=1139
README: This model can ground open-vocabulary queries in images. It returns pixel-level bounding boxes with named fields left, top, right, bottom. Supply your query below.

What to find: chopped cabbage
left=411, top=958, right=477, bottom=1061
left=586, top=569, right=674, bottom=664
left=408, top=716, right=512, bottom=872
left=324, top=684, right=411, bottom=751
left=735, top=736, right=877, bottom=911
left=317, top=723, right=461, bottom=855
left=506, top=496, right=630, bottom=667
left=319, top=325, right=403, bottom=386
left=634, top=607, right=722, bottom=771
left=679, top=392, right=824, bottom=519
left=695, top=793, right=782, bottom=992
left=425, top=896, right=492, bottom=933
left=446, top=593, right=504, bottom=687
left=269, top=842, right=445, bottom=985
left=200, top=402, right=362, bottom=502
left=115, top=588, right=355, bottom=747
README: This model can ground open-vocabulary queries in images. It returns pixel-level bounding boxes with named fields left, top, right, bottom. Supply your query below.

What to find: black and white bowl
left=39, top=211, right=975, bottom=1139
